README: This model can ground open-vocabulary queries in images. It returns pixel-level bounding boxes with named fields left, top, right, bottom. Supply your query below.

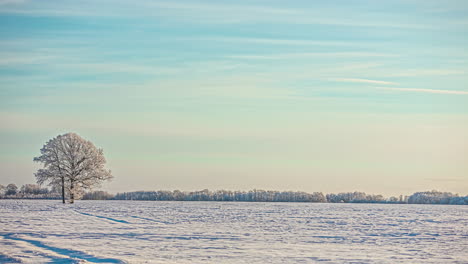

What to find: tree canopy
left=34, top=133, right=113, bottom=203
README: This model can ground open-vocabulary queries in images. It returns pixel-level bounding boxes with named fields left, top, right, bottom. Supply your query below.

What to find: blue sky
left=1, top=0, right=467, bottom=195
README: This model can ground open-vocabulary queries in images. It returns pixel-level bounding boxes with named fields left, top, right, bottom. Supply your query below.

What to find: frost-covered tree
left=20, top=184, right=48, bottom=195
left=6, top=183, right=18, bottom=196
left=34, top=133, right=113, bottom=203
left=326, top=192, right=388, bottom=203
left=0, top=184, right=6, bottom=198
left=408, top=190, right=458, bottom=204
left=82, top=190, right=114, bottom=200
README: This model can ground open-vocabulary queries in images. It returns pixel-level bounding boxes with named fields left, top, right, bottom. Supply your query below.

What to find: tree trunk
left=70, top=180, right=74, bottom=204
left=61, top=176, right=65, bottom=204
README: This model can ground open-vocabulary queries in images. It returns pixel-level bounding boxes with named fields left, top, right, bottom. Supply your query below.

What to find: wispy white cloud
left=379, top=87, right=468, bottom=95
left=336, top=78, right=397, bottom=85
left=386, top=69, right=466, bottom=77
left=0, top=0, right=437, bottom=29
left=0, top=53, right=59, bottom=66
left=149, top=1, right=296, bottom=15
left=226, top=52, right=395, bottom=60
left=185, top=37, right=361, bottom=47
left=0, top=1, right=298, bottom=19
left=147, top=1, right=436, bottom=29
left=0, top=0, right=25, bottom=6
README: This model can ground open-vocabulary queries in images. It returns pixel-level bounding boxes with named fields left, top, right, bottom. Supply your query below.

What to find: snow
left=0, top=200, right=467, bottom=263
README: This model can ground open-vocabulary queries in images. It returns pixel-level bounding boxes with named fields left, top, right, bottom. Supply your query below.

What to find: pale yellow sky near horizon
left=2, top=111, right=467, bottom=197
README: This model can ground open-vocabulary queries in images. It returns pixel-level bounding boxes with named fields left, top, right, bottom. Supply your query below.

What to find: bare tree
left=34, top=133, right=113, bottom=203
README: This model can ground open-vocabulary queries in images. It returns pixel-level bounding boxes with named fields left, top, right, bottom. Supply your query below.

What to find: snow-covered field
left=0, top=200, right=466, bottom=263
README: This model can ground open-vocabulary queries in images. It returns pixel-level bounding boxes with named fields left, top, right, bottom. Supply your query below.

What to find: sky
left=1, top=0, right=467, bottom=196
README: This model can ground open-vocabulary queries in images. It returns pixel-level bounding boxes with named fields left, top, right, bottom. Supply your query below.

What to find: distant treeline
left=0, top=183, right=60, bottom=199
left=111, top=190, right=468, bottom=205
left=114, top=189, right=328, bottom=203
left=1, top=183, right=467, bottom=205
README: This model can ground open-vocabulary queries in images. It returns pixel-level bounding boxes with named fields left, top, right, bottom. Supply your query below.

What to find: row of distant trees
left=112, top=190, right=468, bottom=204
left=114, top=189, right=328, bottom=203
left=1, top=184, right=466, bottom=204
left=0, top=183, right=61, bottom=199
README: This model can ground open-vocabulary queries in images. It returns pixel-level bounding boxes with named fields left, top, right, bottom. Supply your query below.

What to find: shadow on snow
left=1, top=233, right=125, bottom=263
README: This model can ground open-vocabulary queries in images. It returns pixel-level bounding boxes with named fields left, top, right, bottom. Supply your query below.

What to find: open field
left=0, top=200, right=467, bottom=263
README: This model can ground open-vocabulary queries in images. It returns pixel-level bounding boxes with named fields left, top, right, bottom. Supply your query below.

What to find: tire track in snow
left=130, top=215, right=171, bottom=224
left=0, top=253, right=21, bottom=263
left=0, top=233, right=126, bottom=263
left=74, top=210, right=130, bottom=224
